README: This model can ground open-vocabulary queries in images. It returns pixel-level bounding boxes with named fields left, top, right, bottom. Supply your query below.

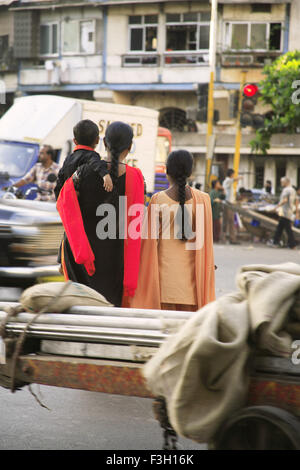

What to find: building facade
left=1, top=0, right=300, bottom=192
left=0, top=0, right=18, bottom=116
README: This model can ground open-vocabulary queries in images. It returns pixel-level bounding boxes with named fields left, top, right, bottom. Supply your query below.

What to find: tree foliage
left=250, top=50, right=300, bottom=154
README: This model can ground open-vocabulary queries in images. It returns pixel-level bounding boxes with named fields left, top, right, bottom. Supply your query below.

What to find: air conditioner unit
left=45, top=60, right=61, bottom=85
left=222, top=55, right=254, bottom=66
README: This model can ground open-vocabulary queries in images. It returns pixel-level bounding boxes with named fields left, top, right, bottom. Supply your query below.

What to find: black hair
left=226, top=168, right=234, bottom=177
left=211, top=180, right=219, bottom=189
left=105, top=121, right=133, bottom=185
left=195, top=182, right=202, bottom=190
left=73, top=119, right=99, bottom=147
left=43, top=145, right=55, bottom=161
left=266, top=180, right=272, bottom=185
left=166, top=150, right=193, bottom=241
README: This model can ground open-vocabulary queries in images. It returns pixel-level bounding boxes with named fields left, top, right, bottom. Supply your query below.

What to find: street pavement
left=214, top=241, right=300, bottom=298
left=0, top=242, right=299, bottom=450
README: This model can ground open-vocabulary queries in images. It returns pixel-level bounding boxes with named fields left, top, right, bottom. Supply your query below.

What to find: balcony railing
left=220, top=50, right=282, bottom=68
left=122, top=52, right=209, bottom=67
left=122, top=54, right=160, bottom=67
left=163, top=52, right=209, bottom=66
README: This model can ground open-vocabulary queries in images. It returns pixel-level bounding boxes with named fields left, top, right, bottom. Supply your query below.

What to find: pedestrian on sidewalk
left=130, top=149, right=215, bottom=312
left=222, top=169, right=242, bottom=245
left=270, top=177, right=297, bottom=249
left=56, top=121, right=145, bottom=306
left=209, top=179, right=225, bottom=242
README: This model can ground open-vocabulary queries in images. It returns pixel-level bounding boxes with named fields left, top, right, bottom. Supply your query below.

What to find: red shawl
left=123, top=165, right=145, bottom=297
left=57, top=177, right=96, bottom=276
left=57, top=165, right=145, bottom=298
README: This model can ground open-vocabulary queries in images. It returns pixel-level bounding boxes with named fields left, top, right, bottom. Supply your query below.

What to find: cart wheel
left=212, top=406, right=300, bottom=450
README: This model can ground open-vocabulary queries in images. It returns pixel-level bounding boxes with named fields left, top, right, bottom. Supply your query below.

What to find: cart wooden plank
left=0, top=355, right=153, bottom=398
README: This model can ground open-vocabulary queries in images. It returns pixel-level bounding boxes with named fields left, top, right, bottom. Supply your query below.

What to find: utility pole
left=205, top=0, right=218, bottom=192
left=233, top=70, right=247, bottom=196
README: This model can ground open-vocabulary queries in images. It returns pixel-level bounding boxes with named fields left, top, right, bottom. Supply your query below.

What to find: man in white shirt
left=222, top=168, right=242, bottom=244
left=272, top=177, right=297, bottom=249
left=13, top=145, right=59, bottom=201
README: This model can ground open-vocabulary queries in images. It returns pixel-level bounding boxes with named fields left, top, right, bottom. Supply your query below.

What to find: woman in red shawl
left=57, top=121, right=145, bottom=307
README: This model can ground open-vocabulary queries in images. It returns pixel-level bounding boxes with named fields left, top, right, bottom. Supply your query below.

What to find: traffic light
left=240, top=83, right=265, bottom=129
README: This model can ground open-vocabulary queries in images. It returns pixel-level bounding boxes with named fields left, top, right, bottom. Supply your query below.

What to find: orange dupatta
left=129, top=189, right=216, bottom=310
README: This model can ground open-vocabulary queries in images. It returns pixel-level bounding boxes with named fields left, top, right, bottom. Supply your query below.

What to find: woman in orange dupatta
left=57, top=121, right=144, bottom=307
left=130, top=150, right=215, bottom=311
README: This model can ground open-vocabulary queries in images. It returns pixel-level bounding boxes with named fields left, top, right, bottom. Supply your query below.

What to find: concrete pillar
left=157, top=9, right=165, bottom=81
left=238, top=154, right=249, bottom=189
left=93, top=89, right=114, bottom=102
left=286, top=158, right=297, bottom=187
left=227, top=154, right=234, bottom=169
left=264, top=158, right=276, bottom=191
left=249, top=158, right=255, bottom=189
left=193, top=154, right=206, bottom=187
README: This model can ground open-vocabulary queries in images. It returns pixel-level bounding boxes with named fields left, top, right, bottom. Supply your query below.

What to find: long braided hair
left=166, top=150, right=194, bottom=241
left=104, top=122, right=133, bottom=186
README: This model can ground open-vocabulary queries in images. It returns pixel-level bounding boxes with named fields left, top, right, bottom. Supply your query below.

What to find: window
left=63, top=20, right=95, bottom=54
left=251, top=4, right=272, bottom=13
left=40, top=23, right=58, bottom=55
left=269, top=23, right=282, bottom=51
left=226, top=22, right=282, bottom=51
left=128, top=15, right=158, bottom=52
left=166, top=12, right=210, bottom=51
left=254, top=164, right=264, bottom=189
left=159, top=108, right=188, bottom=132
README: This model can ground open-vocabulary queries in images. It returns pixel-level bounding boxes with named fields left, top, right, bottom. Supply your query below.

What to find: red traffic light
left=243, top=84, right=258, bottom=97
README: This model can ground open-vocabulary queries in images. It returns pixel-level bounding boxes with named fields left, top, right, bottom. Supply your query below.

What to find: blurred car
left=0, top=197, right=63, bottom=285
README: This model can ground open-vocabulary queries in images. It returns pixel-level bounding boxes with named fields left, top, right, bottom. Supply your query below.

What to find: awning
left=18, top=82, right=198, bottom=93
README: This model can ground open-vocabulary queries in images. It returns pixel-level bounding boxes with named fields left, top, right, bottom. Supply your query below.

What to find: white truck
left=0, top=94, right=169, bottom=195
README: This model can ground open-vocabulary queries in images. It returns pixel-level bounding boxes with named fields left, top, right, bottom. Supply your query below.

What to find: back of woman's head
left=166, top=150, right=193, bottom=181
left=105, top=121, right=133, bottom=184
left=166, top=150, right=194, bottom=241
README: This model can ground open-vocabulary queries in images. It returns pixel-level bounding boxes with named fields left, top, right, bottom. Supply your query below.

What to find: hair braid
left=104, top=121, right=134, bottom=190
left=176, top=174, right=188, bottom=241
left=109, top=147, right=120, bottom=187
left=166, top=149, right=194, bottom=242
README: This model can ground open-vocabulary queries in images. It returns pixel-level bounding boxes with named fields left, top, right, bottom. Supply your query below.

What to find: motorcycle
left=1, top=173, right=57, bottom=200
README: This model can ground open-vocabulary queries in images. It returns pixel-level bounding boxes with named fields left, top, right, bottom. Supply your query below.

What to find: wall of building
left=0, top=9, right=14, bottom=46
left=222, top=3, right=286, bottom=21
left=106, top=1, right=211, bottom=85
left=289, top=0, right=300, bottom=51
left=128, top=91, right=197, bottom=110
left=19, top=6, right=104, bottom=86
left=0, top=7, right=17, bottom=102
left=4, top=0, right=300, bottom=192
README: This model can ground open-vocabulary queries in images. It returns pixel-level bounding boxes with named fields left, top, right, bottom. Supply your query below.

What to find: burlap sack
left=20, top=282, right=113, bottom=313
